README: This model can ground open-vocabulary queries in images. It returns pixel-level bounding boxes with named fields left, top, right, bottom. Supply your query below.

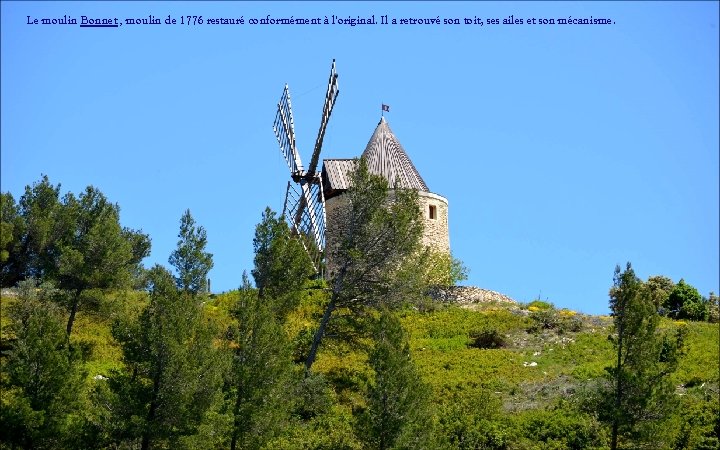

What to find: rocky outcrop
left=428, top=286, right=517, bottom=306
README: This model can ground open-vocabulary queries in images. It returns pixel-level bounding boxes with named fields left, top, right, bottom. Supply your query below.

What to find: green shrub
left=468, top=329, right=507, bottom=349
left=557, top=315, right=583, bottom=334
left=527, top=307, right=583, bottom=334
left=527, top=300, right=554, bottom=310
left=665, top=279, right=708, bottom=321
left=527, top=308, right=560, bottom=333
left=513, top=407, right=609, bottom=449
left=673, top=393, right=720, bottom=450
left=436, top=388, right=507, bottom=450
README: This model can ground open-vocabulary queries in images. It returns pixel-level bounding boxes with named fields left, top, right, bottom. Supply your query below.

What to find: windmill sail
left=308, top=59, right=339, bottom=176
left=282, top=179, right=326, bottom=273
left=272, top=60, right=339, bottom=276
left=273, top=85, right=303, bottom=178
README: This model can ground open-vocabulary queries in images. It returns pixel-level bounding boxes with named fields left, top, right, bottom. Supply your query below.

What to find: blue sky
left=2, top=1, right=718, bottom=314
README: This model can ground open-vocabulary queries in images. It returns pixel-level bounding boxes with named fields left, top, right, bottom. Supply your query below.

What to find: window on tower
left=429, top=205, right=437, bottom=220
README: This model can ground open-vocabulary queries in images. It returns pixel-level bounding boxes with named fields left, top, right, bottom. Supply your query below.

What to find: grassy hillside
left=2, top=288, right=718, bottom=449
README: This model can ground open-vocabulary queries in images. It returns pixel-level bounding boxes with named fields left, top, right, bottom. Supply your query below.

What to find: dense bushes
left=2, top=286, right=718, bottom=449
left=468, top=328, right=507, bottom=349
left=526, top=303, right=583, bottom=334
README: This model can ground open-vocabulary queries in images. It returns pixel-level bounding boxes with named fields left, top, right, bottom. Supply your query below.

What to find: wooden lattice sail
left=272, top=60, right=339, bottom=275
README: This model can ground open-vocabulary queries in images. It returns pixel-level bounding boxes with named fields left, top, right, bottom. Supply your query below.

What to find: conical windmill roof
left=361, top=117, right=429, bottom=191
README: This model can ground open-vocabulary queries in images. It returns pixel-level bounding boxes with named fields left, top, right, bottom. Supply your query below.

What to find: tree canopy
left=605, top=263, right=686, bottom=449
left=1, top=176, right=150, bottom=336
left=251, top=207, right=314, bottom=317
left=305, top=158, right=425, bottom=371
left=665, top=279, right=708, bottom=321
left=169, top=209, right=213, bottom=295
left=110, top=265, right=228, bottom=450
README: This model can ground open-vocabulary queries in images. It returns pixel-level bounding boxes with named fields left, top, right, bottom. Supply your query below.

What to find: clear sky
left=2, top=1, right=718, bottom=315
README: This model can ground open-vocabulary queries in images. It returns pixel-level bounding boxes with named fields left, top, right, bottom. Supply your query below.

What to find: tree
left=228, top=273, right=295, bottom=450
left=665, top=279, right=708, bottom=321
left=251, top=207, right=314, bottom=317
left=0, top=279, right=81, bottom=448
left=169, top=209, right=213, bottom=295
left=436, top=388, right=507, bottom=450
left=606, top=263, right=686, bottom=450
left=58, top=186, right=150, bottom=336
left=414, top=248, right=468, bottom=287
left=3, top=177, right=150, bottom=335
left=644, top=275, right=674, bottom=312
left=305, top=158, right=424, bottom=372
left=358, top=309, right=434, bottom=450
left=0, top=192, right=23, bottom=274
left=9, top=175, right=64, bottom=284
left=110, top=265, right=228, bottom=450
left=707, top=291, right=719, bottom=323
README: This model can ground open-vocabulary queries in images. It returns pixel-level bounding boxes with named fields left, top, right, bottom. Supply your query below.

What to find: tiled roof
left=322, top=159, right=356, bottom=196
left=361, top=117, right=428, bottom=191
left=321, top=118, right=428, bottom=198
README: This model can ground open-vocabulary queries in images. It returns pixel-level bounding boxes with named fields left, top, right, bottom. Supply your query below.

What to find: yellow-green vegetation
left=2, top=284, right=718, bottom=449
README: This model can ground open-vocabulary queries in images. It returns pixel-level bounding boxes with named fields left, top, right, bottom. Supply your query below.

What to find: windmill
left=272, top=60, right=339, bottom=275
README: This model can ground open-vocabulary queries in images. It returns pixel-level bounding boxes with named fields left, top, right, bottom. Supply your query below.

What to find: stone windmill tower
left=321, top=116, right=450, bottom=277
left=272, top=60, right=450, bottom=278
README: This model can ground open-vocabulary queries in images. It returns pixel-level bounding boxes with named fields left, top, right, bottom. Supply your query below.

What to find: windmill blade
left=283, top=180, right=325, bottom=274
left=273, top=85, right=304, bottom=177
left=306, top=59, right=340, bottom=177
left=294, top=180, right=324, bottom=250
left=282, top=181, right=297, bottom=219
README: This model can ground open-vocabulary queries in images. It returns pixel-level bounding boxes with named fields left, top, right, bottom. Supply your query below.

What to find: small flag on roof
left=382, top=104, right=390, bottom=112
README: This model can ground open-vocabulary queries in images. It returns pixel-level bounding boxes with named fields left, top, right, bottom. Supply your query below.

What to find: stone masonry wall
left=418, top=191, right=450, bottom=254
left=428, top=286, right=517, bottom=306
left=324, top=190, right=451, bottom=278
left=324, top=193, right=351, bottom=279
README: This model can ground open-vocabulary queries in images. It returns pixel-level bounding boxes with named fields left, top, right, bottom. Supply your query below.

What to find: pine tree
left=169, top=209, right=213, bottom=295
left=6, top=178, right=150, bottom=336
left=15, top=175, right=64, bottom=282
left=228, top=272, right=294, bottom=450
left=305, top=159, right=424, bottom=371
left=359, top=309, right=434, bottom=450
left=606, top=263, right=686, bottom=450
left=0, top=192, right=24, bottom=284
left=110, top=265, right=228, bottom=449
left=251, top=207, right=313, bottom=318
left=59, top=186, right=150, bottom=336
left=0, top=279, right=81, bottom=448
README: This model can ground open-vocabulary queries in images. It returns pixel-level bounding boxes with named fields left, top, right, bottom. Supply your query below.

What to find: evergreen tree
left=11, top=175, right=64, bottom=283
left=305, top=158, right=424, bottom=371
left=59, top=186, right=150, bottom=336
left=0, top=279, right=81, bottom=448
left=359, top=309, right=433, bottom=450
left=606, top=263, right=686, bottom=450
left=0, top=192, right=24, bottom=283
left=644, top=275, right=674, bottom=313
left=251, top=207, right=314, bottom=317
left=228, top=273, right=295, bottom=450
left=169, top=209, right=213, bottom=295
left=665, top=279, right=708, bottom=321
left=110, top=265, right=228, bottom=450
left=2, top=177, right=150, bottom=336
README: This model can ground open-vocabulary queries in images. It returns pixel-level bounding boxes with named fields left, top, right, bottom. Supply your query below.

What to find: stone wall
left=418, top=191, right=450, bottom=254
left=428, top=286, right=517, bottom=306
left=324, top=193, right=351, bottom=278
left=324, top=190, right=451, bottom=278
